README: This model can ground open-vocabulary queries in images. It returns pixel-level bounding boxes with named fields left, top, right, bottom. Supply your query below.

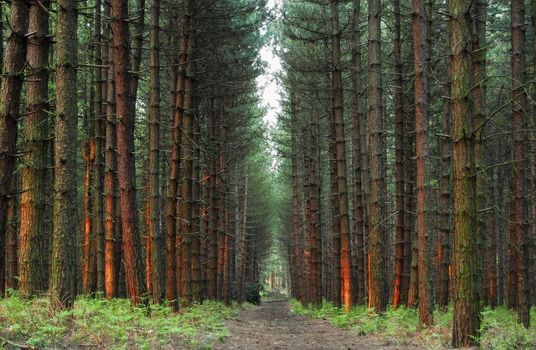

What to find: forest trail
left=215, top=300, right=416, bottom=350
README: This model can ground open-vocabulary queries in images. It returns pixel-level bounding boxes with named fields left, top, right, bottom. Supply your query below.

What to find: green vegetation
left=290, top=300, right=536, bottom=349
left=0, top=292, right=240, bottom=349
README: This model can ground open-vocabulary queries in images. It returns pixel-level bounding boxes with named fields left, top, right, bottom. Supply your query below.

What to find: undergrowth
left=0, top=291, right=241, bottom=349
left=290, top=299, right=536, bottom=349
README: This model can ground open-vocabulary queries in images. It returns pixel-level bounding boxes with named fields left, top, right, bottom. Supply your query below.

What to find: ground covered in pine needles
left=291, top=299, right=536, bottom=349
left=0, top=291, right=244, bottom=349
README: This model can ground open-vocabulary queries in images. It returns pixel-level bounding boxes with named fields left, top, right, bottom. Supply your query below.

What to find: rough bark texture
left=367, top=0, right=387, bottom=312
left=392, top=0, right=405, bottom=309
left=50, top=0, right=78, bottom=309
left=351, top=0, right=365, bottom=306
left=112, top=0, right=146, bottom=305
left=450, top=0, right=481, bottom=345
left=104, top=0, right=118, bottom=298
left=331, top=0, right=352, bottom=312
left=0, top=0, right=30, bottom=296
left=19, top=0, right=51, bottom=296
left=145, top=0, right=162, bottom=303
left=412, top=0, right=433, bottom=327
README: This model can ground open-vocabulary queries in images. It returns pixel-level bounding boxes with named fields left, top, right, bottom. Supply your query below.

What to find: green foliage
left=0, top=292, right=238, bottom=349
left=290, top=299, right=536, bottom=349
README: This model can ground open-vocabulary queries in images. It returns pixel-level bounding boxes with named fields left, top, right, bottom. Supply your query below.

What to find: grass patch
left=290, top=299, right=536, bottom=349
left=0, top=291, right=240, bottom=349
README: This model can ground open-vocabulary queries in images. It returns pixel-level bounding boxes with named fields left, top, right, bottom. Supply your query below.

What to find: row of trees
left=278, top=0, right=535, bottom=347
left=0, top=0, right=274, bottom=310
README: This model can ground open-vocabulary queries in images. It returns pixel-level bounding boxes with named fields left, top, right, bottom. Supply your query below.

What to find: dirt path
left=214, top=300, right=415, bottom=350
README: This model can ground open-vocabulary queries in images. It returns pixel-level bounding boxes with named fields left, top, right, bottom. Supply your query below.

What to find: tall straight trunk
left=290, top=92, right=303, bottom=302
left=82, top=115, right=95, bottom=294
left=112, top=0, right=146, bottom=305
left=191, top=112, right=201, bottom=302
left=436, top=75, right=452, bottom=309
left=402, top=113, right=415, bottom=306
left=367, top=0, right=387, bottom=312
left=328, top=112, right=340, bottom=307
left=531, top=0, right=536, bottom=311
left=472, top=0, right=487, bottom=307
left=392, top=0, right=405, bottom=309
left=0, top=0, right=30, bottom=296
left=450, top=0, right=481, bottom=345
left=511, top=0, right=530, bottom=328
left=93, top=0, right=106, bottom=293
left=351, top=0, right=366, bottom=306
left=104, top=0, right=118, bottom=298
left=412, top=0, right=433, bottom=327
left=165, top=27, right=182, bottom=306
left=145, top=0, right=162, bottom=303
left=50, top=0, right=78, bottom=308
left=486, top=166, right=497, bottom=307
left=331, top=0, right=352, bottom=312
left=178, top=4, right=193, bottom=304
left=238, top=174, right=248, bottom=301
left=19, top=0, right=51, bottom=296
left=207, top=99, right=218, bottom=300
left=216, top=115, right=227, bottom=300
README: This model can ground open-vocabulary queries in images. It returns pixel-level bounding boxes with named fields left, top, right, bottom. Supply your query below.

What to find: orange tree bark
left=19, top=0, right=51, bottom=296
left=112, top=0, right=146, bottom=305
left=449, top=0, right=481, bottom=345
left=412, top=0, right=433, bottom=327
left=331, top=0, right=352, bottom=312
left=104, top=2, right=118, bottom=298
left=50, top=0, right=78, bottom=309
left=0, top=0, right=30, bottom=296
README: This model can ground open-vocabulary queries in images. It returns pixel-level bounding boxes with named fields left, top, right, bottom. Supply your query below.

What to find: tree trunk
left=104, top=0, right=118, bottom=298
left=392, top=0, right=405, bottom=309
left=112, top=0, right=146, bottom=305
left=0, top=0, right=30, bottom=297
left=92, top=0, right=106, bottom=293
left=19, top=0, right=51, bottom=296
left=436, top=73, right=452, bottom=309
left=50, top=0, right=78, bottom=309
left=367, top=0, right=387, bottom=312
left=511, top=0, right=530, bottom=328
left=412, top=0, right=433, bottom=327
left=351, top=0, right=366, bottom=306
left=145, top=0, right=162, bottom=303
left=450, top=0, right=481, bottom=345
left=331, top=0, right=352, bottom=312
left=290, top=91, right=303, bottom=302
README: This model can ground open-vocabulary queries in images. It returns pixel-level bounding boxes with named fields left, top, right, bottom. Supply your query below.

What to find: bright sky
left=257, top=0, right=283, bottom=128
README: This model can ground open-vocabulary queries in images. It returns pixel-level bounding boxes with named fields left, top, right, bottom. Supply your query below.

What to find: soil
left=214, top=299, right=418, bottom=350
